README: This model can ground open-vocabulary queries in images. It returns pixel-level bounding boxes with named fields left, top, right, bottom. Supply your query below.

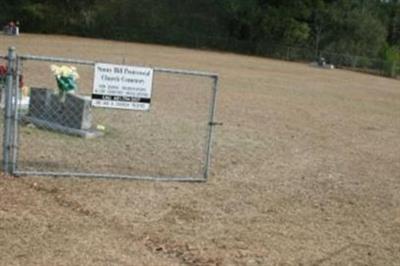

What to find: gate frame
left=3, top=47, right=220, bottom=182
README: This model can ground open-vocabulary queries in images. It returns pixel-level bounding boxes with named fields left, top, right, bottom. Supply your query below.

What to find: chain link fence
left=2, top=48, right=219, bottom=181
left=119, top=28, right=399, bottom=78
left=264, top=45, right=398, bottom=78
left=186, top=34, right=399, bottom=78
left=319, top=51, right=399, bottom=77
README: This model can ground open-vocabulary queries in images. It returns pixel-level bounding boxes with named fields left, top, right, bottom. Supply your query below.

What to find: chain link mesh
left=14, top=56, right=217, bottom=180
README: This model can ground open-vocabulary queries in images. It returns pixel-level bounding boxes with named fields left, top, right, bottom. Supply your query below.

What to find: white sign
left=92, top=63, right=153, bottom=110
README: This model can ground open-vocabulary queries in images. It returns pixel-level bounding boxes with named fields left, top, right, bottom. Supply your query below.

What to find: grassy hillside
left=0, top=34, right=400, bottom=266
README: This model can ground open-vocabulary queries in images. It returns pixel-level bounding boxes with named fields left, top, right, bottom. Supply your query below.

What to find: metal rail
left=19, top=55, right=94, bottom=66
left=19, top=54, right=219, bottom=78
left=154, top=67, right=218, bottom=78
left=13, top=171, right=206, bottom=182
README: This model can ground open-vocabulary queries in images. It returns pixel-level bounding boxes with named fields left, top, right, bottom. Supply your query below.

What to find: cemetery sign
left=92, top=63, right=153, bottom=110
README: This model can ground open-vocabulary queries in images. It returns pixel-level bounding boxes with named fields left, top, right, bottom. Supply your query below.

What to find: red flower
left=0, top=65, right=24, bottom=87
left=0, top=65, right=7, bottom=76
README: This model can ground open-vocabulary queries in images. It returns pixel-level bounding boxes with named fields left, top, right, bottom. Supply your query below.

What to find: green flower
left=56, top=75, right=77, bottom=92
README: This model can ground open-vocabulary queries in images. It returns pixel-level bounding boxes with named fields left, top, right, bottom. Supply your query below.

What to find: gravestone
left=23, top=88, right=103, bottom=138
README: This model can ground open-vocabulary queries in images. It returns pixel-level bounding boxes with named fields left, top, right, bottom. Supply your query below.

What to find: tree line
left=1, top=0, right=399, bottom=75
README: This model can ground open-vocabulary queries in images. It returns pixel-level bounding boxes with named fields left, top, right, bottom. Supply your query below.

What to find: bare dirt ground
left=1, top=34, right=400, bottom=265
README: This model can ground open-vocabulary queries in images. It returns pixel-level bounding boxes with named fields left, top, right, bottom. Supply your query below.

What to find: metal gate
left=2, top=47, right=219, bottom=181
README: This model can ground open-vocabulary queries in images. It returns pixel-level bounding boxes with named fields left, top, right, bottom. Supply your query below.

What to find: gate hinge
left=209, top=121, right=223, bottom=126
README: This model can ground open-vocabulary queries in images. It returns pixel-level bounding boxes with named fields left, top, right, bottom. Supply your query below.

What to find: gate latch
left=209, top=121, right=223, bottom=126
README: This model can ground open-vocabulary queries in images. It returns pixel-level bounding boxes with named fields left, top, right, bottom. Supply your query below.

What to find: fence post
left=3, top=47, right=16, bottom=174
left=286, top=47, right=291, bottom=61
left=390, top=61, right=397, bottom=78
left=11, top=57, right=21, bottom=174
left=204, top=75, right=219, bottom=180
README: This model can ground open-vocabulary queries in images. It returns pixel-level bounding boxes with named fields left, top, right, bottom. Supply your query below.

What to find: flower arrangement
left=50, top=65, right=79, bottom=98
left=0, top=65, right=24, bottom=88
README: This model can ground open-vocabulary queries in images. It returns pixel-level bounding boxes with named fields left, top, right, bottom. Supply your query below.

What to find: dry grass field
left=1, top=34, right=400, bottom=265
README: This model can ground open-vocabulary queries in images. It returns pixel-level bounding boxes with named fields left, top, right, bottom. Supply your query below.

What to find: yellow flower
left=50, top=65, right=79, bottom=79
left=96, top=124, right=106, bottom=131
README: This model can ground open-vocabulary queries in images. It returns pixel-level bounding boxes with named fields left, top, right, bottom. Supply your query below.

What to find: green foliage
left=380, top=44, right=400, bottom=77
left=323, top=0, right=387, bottom=57
left=1, top=0, right=399, bottom=77
left=19, top=3, right=50, bottom=31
